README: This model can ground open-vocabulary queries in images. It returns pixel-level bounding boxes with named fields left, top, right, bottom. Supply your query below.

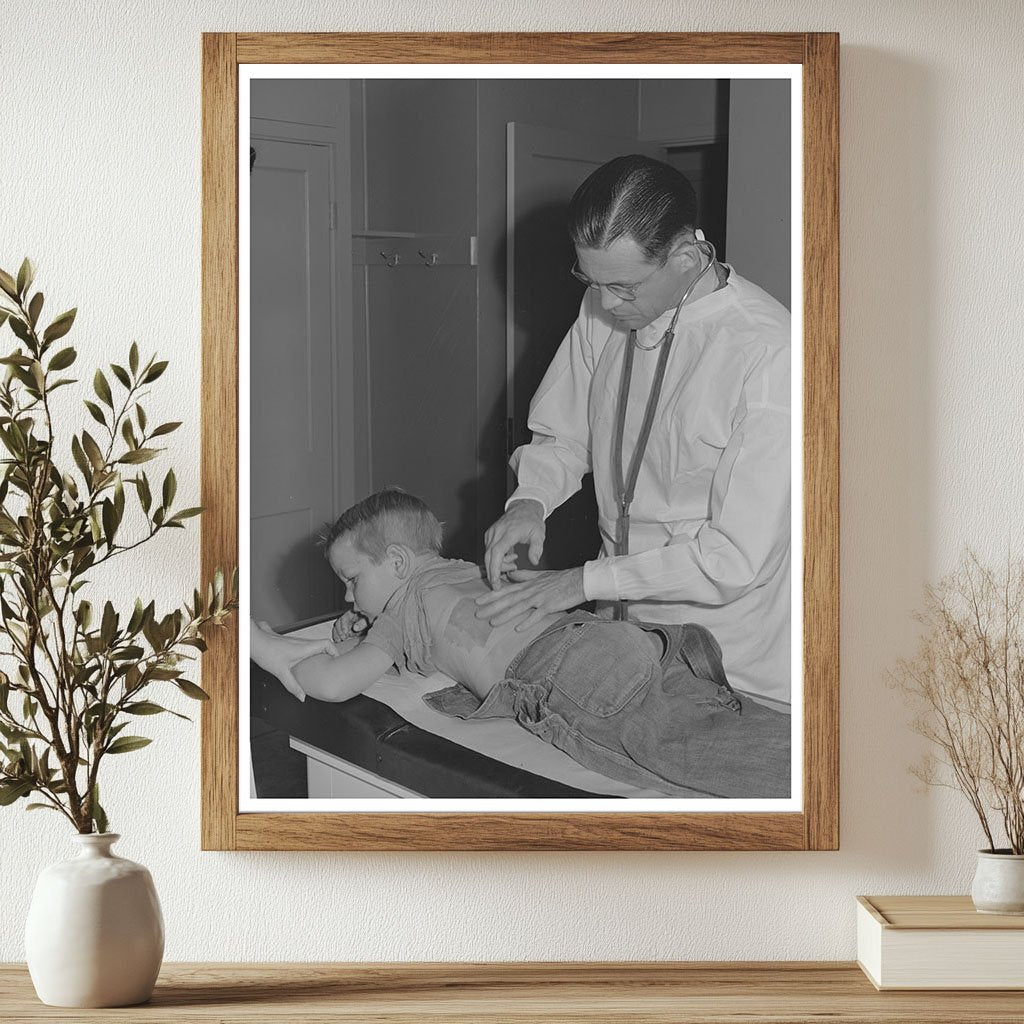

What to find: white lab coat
left=509, top=269, right=792, bottom=705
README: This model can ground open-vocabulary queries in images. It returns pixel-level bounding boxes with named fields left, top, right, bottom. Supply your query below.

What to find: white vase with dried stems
left=0, top=259, right=236, bottom=1005
left=895, top=552, right=1024, bottom=914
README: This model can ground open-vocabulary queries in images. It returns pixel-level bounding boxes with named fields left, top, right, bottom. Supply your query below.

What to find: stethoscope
left=612, top=233, right=720, bottom=621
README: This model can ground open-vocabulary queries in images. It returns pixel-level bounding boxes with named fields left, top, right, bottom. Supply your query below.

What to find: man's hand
left=483, top=499, right=547, bottom=588
left=249, top=620, right=336, bottom=703
left=474, top=567, right=585, bottom=631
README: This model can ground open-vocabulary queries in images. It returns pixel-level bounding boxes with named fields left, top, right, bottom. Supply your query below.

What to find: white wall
left=2, top=0, right=1023, bottom=962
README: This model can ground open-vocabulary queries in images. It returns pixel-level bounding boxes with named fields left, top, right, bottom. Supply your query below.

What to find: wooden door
left=506, top=123, right=666, bottom=569
left=249, top=136, right=339, bottom=627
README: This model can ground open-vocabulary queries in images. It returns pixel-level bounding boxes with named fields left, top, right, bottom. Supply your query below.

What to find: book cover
left=857, top=895, right=1024, bottom=990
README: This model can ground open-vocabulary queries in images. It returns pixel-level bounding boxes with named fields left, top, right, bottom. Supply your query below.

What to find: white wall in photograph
left=2, top=0, right=1023, bottom=963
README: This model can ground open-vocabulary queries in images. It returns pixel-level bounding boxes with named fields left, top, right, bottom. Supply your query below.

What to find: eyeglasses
left=569, top=258, right=667, bottom=300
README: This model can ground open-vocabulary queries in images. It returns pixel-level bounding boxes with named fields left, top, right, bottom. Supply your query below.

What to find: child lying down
left=251, top=487, right=790, bottom=798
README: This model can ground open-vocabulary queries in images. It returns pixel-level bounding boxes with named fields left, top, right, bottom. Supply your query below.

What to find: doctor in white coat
left=476, top=155, right=791, bottom=707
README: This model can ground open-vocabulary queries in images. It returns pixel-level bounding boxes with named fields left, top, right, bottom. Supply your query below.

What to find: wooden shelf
left=3, top=962, right=1024, bottom=1022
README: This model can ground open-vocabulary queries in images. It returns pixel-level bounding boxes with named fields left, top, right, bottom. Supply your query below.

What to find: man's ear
left=668, top=236, right=702, bottom=272
left=386, top=543, right=413, bottom=579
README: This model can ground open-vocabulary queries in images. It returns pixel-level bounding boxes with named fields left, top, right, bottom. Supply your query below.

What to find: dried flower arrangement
left=894, top=551, right=1024, bottom=854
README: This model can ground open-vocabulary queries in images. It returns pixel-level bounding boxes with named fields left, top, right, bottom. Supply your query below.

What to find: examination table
left=250, top=661, right=607, bottom=798
left=249, top=616, right=618, bottom=799
left=247, top=613, right=703, bottom=800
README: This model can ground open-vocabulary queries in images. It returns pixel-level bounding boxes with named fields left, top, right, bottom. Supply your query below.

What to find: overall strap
left=612, top=327, right=675, bottom=620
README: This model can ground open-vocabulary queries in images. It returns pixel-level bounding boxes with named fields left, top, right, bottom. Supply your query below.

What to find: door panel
left=507, top=123, right=665, bottom=569
left=365, top=264, right=478, bottom=561
left=250, top=136, right=338, bottom=627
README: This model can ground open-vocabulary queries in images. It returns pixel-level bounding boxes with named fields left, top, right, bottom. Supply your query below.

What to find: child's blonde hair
left=320, top=486, right=443, bottom=562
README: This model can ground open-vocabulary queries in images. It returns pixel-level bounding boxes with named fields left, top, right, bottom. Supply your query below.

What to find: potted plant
left=0, top=259, right=237, bottom=1005
left=894, top=551, right=1024, bottom=914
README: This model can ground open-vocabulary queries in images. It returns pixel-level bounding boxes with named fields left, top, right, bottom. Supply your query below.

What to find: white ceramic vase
left=24, top=833, right=164, bottom=1007
left=970, top=849, right=1024, bottom=915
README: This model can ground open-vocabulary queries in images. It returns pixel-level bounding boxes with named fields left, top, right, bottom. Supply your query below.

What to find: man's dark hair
left=319, top=486, right=443, bottom=562
left=568, top=155, right=699, bottom=263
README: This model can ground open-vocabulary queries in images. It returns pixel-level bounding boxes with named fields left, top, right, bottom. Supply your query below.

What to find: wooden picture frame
left=201, top=32, right=839, bottom=851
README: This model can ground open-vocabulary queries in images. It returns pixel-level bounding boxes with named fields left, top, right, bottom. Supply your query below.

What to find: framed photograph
left=201, top=33, right=838, bottom=851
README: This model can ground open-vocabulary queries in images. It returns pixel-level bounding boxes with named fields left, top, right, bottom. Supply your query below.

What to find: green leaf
left=150, top=421, right=181, bottom=438
left=136, top=473, right=152, bottom=513
left=100, top=601, right=117, bottom=647
left=147, top=666, right=181, bottom=680
left=129, top=342, right=139, bottom=375
left=91, top=785, right=108, bottom=834
left=162, top=468, right=176, bottom=508
left=124, top=700, right=169, bottom=715
left=0, top=722, right=28, bottom=743
left=105, top=735, right=152, bottom=755
left=26, top=803, right=61, bottom=813
left=113, top=475, right=125, bottom=521
left=175, top=679, right=210, bottom=701
left=84, top=400, right=107, bottom=427
left=16, top=258, right=34, bottom=299
left=0, top=269, right=18, bottom=300
left=0, top=779, right=33, bottom=805
left=0, top=429, right=18, bottom=460
left=61, top=469, right=79, bottom=501
left=142, top=360, right=168, bottom=383
left=110, top=644, right=144, bottom=661
left=27, top=292, right=43, bottom=329
left=8, top=317, right=32, bottom=345
left=81, top=431, right=105, bottom=472
left=126, top=598, right=146, bottom=635
left=118, top=448, right=157, bottom=465
left=121, top=418, right=137, bottom=450
left=0, top=309, right=9, bottom=330
left=71, top=435, right=92, bottom=483
left=88, top=508, right=102, bottom=545
left=168, top=507, right=202, bottom=524
left=83, top=701, right=114, bottom=729
left=101, top=498, right=116, bottom=546
left=42, top=308, right=77, bottom=344
left=110, top=363, right=131, bottom=389
left=47, top=346, right=76, bottom=371
left=93, top=369, right=113, bottom=409
left=76, top=599, right=93, bottom=631
left=136, top=404, right=147, bottom=432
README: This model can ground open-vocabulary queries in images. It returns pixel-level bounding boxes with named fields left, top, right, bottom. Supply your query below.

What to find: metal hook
left=418, top=250, right=439, bottom=267
left=380, top=251, right=400, bottom=268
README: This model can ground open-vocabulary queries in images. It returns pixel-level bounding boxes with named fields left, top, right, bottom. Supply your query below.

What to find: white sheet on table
left=289, top=621, right=680, bottom=798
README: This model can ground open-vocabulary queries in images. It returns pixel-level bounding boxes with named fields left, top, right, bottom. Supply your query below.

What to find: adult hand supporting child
left=249, top=620, right=337, bottom=703
left=475, top=567, right=585, bottom=631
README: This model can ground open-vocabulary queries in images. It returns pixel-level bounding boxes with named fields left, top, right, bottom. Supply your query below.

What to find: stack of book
left=857, top=895, right=1024, bottom=990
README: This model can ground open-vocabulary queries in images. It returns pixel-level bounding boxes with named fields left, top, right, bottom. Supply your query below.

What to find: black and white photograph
left=242, top=67, right=801, bottom=810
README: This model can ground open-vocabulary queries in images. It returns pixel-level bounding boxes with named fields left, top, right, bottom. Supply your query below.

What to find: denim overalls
left=424, top=611, right=790, bottom=798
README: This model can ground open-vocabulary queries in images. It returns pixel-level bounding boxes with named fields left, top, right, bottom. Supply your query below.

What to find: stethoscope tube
left=612, top=238, right=719, bottom=621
